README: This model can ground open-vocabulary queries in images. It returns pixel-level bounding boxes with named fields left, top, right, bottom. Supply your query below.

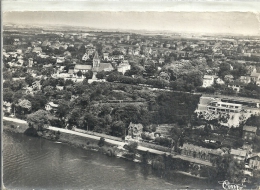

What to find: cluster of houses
left=123, top=120, right=260, bottom=176
left=202, top=67, right=260, bottom=92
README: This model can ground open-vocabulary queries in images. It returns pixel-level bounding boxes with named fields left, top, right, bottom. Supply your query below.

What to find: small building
left=3, top=101, right=12, bottom=113
left=239, top=76, right=251, bottom=84
left=82, top=53, right=90, bottom=61
left=215, top=78, right=225, bottom=85
left=250, top=69, right=260, bottom=86
left=230, top=149, right=247, bottom=163
left=45, top=102, right=58, bottom=112
left=158, top=58, right=165, bottom=64
left=243, top=126, right=257, bottom=141
left=117, top=60, right=131, bottom=75
left=202, top=75, right=215, bottom=88
left=224, top=75, right=234, bottom=82
left=103, top=52, right=109, bottom=61
left=248, top=153, right=260, bottom=170
left=56, top=57, right=65, bottom=64
left=228, top=82, right=244, bottom=92
left=32, top=47, right=42, bottom=54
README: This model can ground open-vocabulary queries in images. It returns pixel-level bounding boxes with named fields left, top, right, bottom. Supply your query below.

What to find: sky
left=2, top=1, right=260, bottom=35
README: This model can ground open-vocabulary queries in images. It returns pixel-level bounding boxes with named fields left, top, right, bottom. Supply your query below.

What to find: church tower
left=93, top=51, right=100, bottom=67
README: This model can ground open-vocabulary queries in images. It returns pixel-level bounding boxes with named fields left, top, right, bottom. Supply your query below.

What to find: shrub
left=98, top=137, right=105, bottom=147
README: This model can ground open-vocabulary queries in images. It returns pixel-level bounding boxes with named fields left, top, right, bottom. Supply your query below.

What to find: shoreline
left=3, top=117, right=210, bottom=180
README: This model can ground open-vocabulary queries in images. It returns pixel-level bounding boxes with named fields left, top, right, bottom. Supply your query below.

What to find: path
left=3, top=117, right=166, bottom=155
left=3, top=117, right=212, bottom=166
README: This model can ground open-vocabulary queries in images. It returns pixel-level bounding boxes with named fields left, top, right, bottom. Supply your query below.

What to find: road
left=3, top=117, right=212, bottom=166
left=48, top=126, right=167, bottom=155
left=3, top=116, right=166, bottom=155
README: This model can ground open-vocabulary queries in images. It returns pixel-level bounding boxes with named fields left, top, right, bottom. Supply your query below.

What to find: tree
left=218, top=62, right=231, bottom=79
left=56, top=100, right=70, bottom=120
left=126, top=141, right=138, bottom=154
left=18, top=99, right=32, bottom=114
left=77, top=71, right=83, bottom=77
left=3, top=90, right=14, bottom=102
left=27, top=109, right=49, bottom=131
left=25, top=74, right=34, bottom=86
left=85, top=70, right=93, bottom=79
left=98, top=137, right=105, bottom=147
left=214, top=154, right=244, bottom=183
left=96, top=71, right=106, bottom=79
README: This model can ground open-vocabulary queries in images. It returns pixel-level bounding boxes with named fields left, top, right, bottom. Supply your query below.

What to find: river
left=3, top=131, right=214, bottom=189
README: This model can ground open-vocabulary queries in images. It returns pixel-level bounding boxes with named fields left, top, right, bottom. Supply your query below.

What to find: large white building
left=207, top=101, right=242, bottom=113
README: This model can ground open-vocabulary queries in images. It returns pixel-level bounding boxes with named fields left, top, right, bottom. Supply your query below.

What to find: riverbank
left=3, top=117, right=211, bottom=180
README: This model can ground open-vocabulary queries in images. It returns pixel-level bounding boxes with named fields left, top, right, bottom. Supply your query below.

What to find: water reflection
left=3, top=131, right=212, bottom=189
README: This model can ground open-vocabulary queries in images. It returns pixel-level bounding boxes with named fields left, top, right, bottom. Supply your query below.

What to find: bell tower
left=93, top=51, right=100, bottom=67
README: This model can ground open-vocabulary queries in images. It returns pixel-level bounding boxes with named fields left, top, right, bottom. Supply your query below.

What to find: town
left=3, top=24, right=260, bottom=188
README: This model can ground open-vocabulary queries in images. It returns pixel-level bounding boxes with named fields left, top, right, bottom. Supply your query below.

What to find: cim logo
left=218, top=180, right=246, bottom=190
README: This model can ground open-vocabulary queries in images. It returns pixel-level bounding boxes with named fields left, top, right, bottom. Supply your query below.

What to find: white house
left=215, top=78, right=225, bottom=85
left=117, top=60, right=131, bottom=75
left=202, top=75, right=215, bottom=88
left=45, top=102, right=59, bottom=112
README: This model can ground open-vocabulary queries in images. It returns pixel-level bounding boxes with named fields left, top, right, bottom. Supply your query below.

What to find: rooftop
left=230, top=149, right=247, bottom=157
left=74, top=64, right=92, bottom=70
left=243, top=126, right=257, bottom=133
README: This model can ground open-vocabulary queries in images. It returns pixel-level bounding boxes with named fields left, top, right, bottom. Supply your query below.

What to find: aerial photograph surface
left=2, top=1, right=260, bottom=189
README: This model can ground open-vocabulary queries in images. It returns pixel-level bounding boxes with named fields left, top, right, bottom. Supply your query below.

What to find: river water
left=3, top=131, right=214, bottom=189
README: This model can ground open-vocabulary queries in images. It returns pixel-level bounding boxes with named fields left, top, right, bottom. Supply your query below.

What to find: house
left=224, top=75, right=234, bottom=82
left=74, top=64, right=92, bottom=73
left=45, top=102, right=58, bottom=112
left=32, top=47, right=42, bottom=54
left=82, top=53, right=90, bottom=61
left=250, top=68, right=260, bottom=86
left=158, top=58, right=165, bottom=64
left=31, top=81, right=42, bottom=90
left=202, top=75, right=215, bottom=88
left=239, top=76, right=251, bottom=84
left=16, top=49, right=23, bottom=54
left=230, top=149, right=247, bottom=163
left=248, top=153, right=260, bottom=170
left=103, top=52, right=109, bottom=61
left=243, top=126, right=257, bottom=141
left=3, top=101, right=12, bottom=113
left=181, top=143, right=223, bottom=163
left=56, top=85, right=64, bottom=90
left=128, top=122, right=143, bottom=140
left=28, top=58, right=34, bottom=67
left=228, top=82, right=244, bottom=92
left=117, top=60, right=131, bottom=75
left=56, top=57, right=65, bottom=64
left=215, top=78, right=225, bottom=85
